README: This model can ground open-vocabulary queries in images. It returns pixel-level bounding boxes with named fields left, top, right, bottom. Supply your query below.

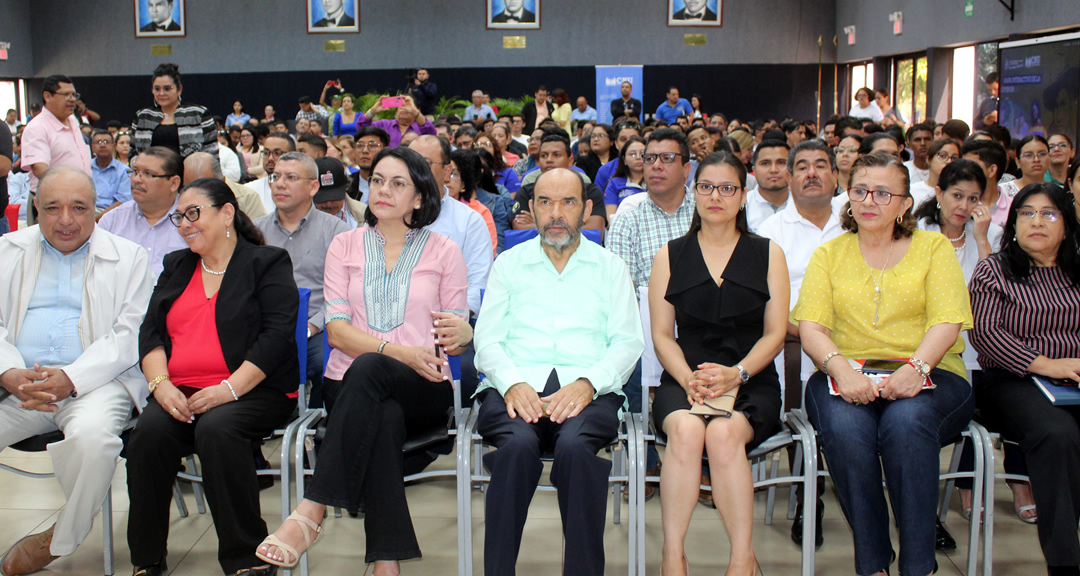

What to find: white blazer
left=0, top=226, right=154, bottom=410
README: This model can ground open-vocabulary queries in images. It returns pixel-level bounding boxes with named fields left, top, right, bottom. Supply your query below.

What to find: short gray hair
left=38, top=166, right=97, bottom=206
left=276, top=152, right=318, bottom=178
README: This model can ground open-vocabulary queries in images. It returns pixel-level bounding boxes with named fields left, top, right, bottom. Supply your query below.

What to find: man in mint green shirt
left=473, top=168, right=643, bottom=576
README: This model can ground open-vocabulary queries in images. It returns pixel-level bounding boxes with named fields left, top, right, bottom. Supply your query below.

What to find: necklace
left=868, top=239, right=896, bottom=330
left=200, top=259, right=226, bottom=275
left=945, top=231, right=965, bottom=242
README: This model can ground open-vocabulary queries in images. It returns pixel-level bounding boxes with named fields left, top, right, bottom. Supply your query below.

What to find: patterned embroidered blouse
left=323, top=226, right=469, bottom=381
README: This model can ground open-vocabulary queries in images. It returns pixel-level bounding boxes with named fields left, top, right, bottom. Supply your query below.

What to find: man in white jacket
left=0, top=166, right=153, bottom=576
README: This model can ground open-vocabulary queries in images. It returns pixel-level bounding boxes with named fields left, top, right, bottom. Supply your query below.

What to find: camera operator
left=408, top=68, right=438, bottom=117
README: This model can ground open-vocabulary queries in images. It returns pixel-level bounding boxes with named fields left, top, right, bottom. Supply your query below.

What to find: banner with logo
left=596, top=65, right=644, bottom=125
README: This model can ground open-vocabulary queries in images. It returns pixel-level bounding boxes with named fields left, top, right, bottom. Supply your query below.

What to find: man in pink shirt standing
left=20, top=75, right=91, bottom=224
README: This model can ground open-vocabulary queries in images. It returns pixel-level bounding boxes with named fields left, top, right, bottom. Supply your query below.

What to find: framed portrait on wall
left=487, top=0, right=541, bottom=30
left=133, top=0, right=186, bottom=38
left=667, top=0, right=722, bottom=27
left=308, top=0, right=360, bottom=34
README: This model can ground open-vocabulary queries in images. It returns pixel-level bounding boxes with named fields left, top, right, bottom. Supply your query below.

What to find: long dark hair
left=475, top=148, right=500, bottom=194
left=450, top=148, right=481, bottom=202
left=997, top=182, right=1080, bottom=286
left=182, top=178, right=264, bottom=246
left=590, top=123, right=618, bottom=161
left=362, top=147, right=442, bottom=230
left=686, top=152, right=751, bottom=237
left=613, top=136, right=647, bottom=180
left=913, top=158, right=987, bottom=226
left=476, top=133, right=506, bottom=171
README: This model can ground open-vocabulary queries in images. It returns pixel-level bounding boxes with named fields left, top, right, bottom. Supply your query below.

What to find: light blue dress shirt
left=426, top=190, right=492, bottom=314
left=474, top=236, right=643, bottom=399
left=90, top=156, right=133, bottom=208
left=16, top=238, right=89, bottom=367
left=97, top=198, right=187, bottom=279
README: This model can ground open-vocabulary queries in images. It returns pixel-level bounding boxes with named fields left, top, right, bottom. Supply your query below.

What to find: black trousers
left=977, top=368, right=1080, bottom=567
left=126, top=386, right=295, bottom=574
left=308, top=353, right=453, bottom=563
left=477, top=370, right=622, bottom=576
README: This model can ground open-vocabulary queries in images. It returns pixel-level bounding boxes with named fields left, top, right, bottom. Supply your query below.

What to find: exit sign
left=965, top=0, right=974, bottom=17
left=0, top=42, right=9, bottom=60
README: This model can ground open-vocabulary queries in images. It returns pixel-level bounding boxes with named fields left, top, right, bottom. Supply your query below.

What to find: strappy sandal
left=1016, top=504, right=1038, bottom=524
left=255, top=511, right=323, bottom=568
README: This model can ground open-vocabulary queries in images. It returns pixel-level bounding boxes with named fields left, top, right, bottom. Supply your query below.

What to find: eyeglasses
left=476, top=141, right=493, bottom=149
left=370, top=176, right=414, bottom=193
left=1020, top=151, right=1050, bottom=161
left=126, top=168, right=173, bottom=180
left=848, top=187, right=906, bottom=205
left=264, top=148, right=289, bottom=159
left=1049, top=143, right=1071, bottom=152
left=643, top=152, right=683, bottom=165
left=936, top=151, right=961, bottom=162
left=695, top=183, right=741, bottom=197
left=355, top=142, right=384, bottom=151
left=92, top=139, right=113, bottom=146
left=448, top=170, right=461, bottom=180
left=50, top=90, right=80, bottom=100
left=422, top=158, right=448, bottom=168
left=169, top=204, right=222, bottom=227
left=590, top=133, right=609, bottom=140
left=268, top=172, right=315, bottom=184
left=835, top=146, right=859, bottom=155
left=1017, top=208, right=1062, bottom=222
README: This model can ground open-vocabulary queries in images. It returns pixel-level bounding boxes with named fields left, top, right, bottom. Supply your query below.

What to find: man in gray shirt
left=254, top=152, right=349, bottom=407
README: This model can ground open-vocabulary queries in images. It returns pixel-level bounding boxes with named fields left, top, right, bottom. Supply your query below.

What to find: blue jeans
left=805, top=369, right=974, bottom=576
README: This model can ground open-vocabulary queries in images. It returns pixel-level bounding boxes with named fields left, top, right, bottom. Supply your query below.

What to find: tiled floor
left=0, top=439, right=1050, bottom=575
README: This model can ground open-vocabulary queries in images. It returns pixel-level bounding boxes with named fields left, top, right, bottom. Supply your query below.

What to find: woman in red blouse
left=127, top=178, right=300, bottom=576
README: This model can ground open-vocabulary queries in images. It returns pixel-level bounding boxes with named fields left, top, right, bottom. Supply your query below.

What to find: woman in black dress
left=649, top=152, right=790, bottom=576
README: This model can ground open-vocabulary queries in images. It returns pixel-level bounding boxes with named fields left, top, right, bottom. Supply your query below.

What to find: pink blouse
left=323, top=226, right=469, bottom=380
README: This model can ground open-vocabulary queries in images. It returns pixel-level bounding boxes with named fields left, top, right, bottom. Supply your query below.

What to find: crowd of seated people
left=2, top=67, right=1080, bottom=576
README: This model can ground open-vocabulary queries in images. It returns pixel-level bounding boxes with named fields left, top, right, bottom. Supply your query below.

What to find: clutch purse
left=689, top=385, right=740, bottom=418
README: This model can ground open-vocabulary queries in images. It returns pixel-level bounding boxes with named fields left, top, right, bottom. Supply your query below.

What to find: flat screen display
left=999, top=33, right=1080, bottom=146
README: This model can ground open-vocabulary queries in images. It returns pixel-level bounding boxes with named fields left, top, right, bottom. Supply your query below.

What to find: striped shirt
left=131, top=103, right=219, bottom=159
left=607, top=189, right=695, bottom=290
left=969, top=255, right=1080, bottom=376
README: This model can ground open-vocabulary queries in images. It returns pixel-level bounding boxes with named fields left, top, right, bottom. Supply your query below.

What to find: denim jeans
left=805, top=368, right=974, bottom=576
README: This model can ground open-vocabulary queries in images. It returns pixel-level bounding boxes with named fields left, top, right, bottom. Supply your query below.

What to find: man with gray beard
left=473, top=168, right=643, bottom=575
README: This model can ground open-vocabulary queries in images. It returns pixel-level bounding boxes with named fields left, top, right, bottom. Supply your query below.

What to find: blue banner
left=596, top=65, right=644, bottom=125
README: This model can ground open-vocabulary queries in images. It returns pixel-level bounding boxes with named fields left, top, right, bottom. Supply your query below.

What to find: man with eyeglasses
left=607, top=127, right=694, bottom=500
left=347, top=127, right=389, bottom=204
left=89, top=130, right=131, bottom=218
left=247, top=132, right=295, bottom=213
left=745, top=140, right=792, bottom=233
left=182, top=152, right=266, bottom=220
left=255, top=154, right=350, bottom=407
left=0, top=167, right=152, bottom=576
left=20, top=75, right=91, bottom=225
left=98, top=146, right=186, bottom=279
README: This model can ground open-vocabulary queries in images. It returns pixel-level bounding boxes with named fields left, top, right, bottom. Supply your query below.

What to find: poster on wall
left=308, top=0, right=360, bottom=34
left=667, top=0, right=722, bottom=27
left=134, top=0, right=186, bottom=38
left=596, top=65, right=644, bottom=126
left=487, top=0, right=541, bottom=30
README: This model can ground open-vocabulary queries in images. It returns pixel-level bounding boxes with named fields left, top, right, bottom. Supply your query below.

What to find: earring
left=740, top=204, right=746, bottom=211
left=415, top=204, right=421, bottom=210
left=1013, top=235, right=1017, bottom=241
left=936, top=201, right=941, bottom=209
left=846, top=207, right=853, bottom=217
left=896, top=215, right=903, bottom=225
left=226, top=228, right=231, bottom=239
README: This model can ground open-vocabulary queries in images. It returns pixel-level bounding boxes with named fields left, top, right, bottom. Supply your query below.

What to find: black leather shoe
left=935, top=520, right=956, bottom=551
left=132, top=559, right=166, bottom=576
left=791, top=498, right=824, bottom=548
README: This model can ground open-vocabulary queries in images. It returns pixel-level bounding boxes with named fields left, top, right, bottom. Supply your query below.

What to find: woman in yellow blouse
left=550, top=89, right=573, bottom=137
left=792, top=153, right=974, bottom=576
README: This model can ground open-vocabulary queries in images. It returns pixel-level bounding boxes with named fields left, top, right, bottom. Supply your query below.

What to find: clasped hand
left=432, top=311, right=471, bottom=356
left=1, top=365, right=75, bottom=412
left=154, top=382, right=237, bottom=424
left=683, top=362, right=741, bottom=405
left=834, top=363, right=924, bottom=405
left=504, top=379, right=595, bottom=424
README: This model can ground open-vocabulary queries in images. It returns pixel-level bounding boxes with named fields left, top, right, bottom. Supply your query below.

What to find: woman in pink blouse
left=258, top=147, right=471, bottom=575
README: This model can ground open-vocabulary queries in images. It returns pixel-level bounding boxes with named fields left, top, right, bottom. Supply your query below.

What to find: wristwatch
left=908, top=358, right=931, bottom=378
left=148, top=374, right=170, bottom=394
left=734, top=364, right=750, bottom=385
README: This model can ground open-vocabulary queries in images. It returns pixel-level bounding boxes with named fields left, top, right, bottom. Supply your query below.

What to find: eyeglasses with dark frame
left=848, top=187, right=906, bottom=206
left=126, top=168, right=173, bottom=180
left=169, top=204, right=223, bottom=227
left=694, top=182, right=741, bottom=197
left=642, top=152, right=683, bottom=165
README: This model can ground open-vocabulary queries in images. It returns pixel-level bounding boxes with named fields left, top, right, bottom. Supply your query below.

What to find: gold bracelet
left=821, top=351, right=844, bottom=375
left=148, top=374, right=170, bottom=393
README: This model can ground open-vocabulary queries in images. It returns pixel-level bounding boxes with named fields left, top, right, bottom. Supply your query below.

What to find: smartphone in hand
left=381, top=96, right=405, bottom=109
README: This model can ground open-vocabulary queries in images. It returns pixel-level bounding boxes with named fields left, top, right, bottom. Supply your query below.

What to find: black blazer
left=313, top=14, right=355, bottom=27
left=522, top=100, right=555, bottom=133
left=139, top=239, right=300, bottom=396
left=140, top=21, right=182, bottom=32
left=491, top=8, right=536, bottom=23
left=672, top=7, right=718, bottom=21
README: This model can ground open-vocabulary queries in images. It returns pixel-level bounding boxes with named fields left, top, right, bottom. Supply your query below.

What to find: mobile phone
left=328, top=80, right=339, bottom=87
left=861, top=359, right=908, bottom=375
left=381, top=96, right=405, bottom=109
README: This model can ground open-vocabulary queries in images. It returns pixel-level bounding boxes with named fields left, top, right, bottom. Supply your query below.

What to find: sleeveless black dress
left=652, top=232, right=782, bottom=450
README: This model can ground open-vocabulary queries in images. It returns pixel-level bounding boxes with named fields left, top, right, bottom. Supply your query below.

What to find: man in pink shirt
left=20, top=75, right=91, bottom=224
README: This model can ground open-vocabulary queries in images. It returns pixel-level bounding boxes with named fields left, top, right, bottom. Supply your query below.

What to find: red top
left=166, top=270, right=231, bottom=396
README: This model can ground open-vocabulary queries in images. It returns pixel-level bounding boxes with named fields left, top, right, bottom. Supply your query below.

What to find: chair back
left=503, top=228, right=601, bottom=251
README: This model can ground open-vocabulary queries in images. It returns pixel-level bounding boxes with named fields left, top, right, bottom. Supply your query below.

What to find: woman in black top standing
left=131, top=63, right=218, bottom=159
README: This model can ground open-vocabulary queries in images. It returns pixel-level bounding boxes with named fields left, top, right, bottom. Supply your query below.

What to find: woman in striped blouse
left=969, top=182, right=1080, bottom=576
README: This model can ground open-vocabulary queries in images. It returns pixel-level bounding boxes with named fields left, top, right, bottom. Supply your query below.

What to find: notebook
left=1031, top=375, right=1080, bottom=406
